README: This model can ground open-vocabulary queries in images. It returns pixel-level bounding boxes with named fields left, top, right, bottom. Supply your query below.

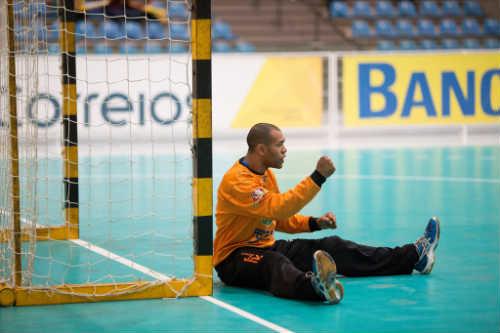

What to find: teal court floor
left=1, top=145, right=499, bottom=332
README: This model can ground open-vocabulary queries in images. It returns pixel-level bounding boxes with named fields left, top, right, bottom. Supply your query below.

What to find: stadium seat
left=442, top=1, right=462, bottom=17
left=484, top=38, right=499, bottom=49
left=420, top=39, right=438, bottom=50
left=377, top=40, right=396, bottom=51
left=213, top=41, right=232, bottom=53
left=375, top=20, right=396, bottom=38
left=351, top=20, right=371, bottom=37
left=375, top=1, right=396, bottom=17
left=125, top=21, right=144, bottom=40
left=235, top=41, right=256, bottom=52
left=398, top=1, right=417, bottom=17
left=420, top=1, right=442, bottom=17
left=399, top=39, right=418, bottom=50
left=168, top=2, right=188, bottom=19
left=462, top=18, right=482, bottom=36
left=147, top=22, right=166, bottom=39
left=144, top=43, right=164, bottom=54
left=170, top=23, right=189, bottom=40
left=169, top=43, right=188, bottom=53
left=76, top=43, right=88, bottom=54
left=48, top=43, right=59, bottom=54
left=330, top=1, right=350, bottom=18
left=212, top=20, right=235, bottom=40
left=462, top=38, right=480, bottom=49
left=442, top=38, right=460, bottom=49
left=101, top=21, right=124, bottom=40
left=417, top=19, right=436, bottom=37
left=93, top=42, right=113, bottom=54
left=396, top=19, right=415, bottom=37
left=76, top=21, right=99, bottom=39
left=484, top=19, right=500, bottom=36
left=352, top=1, right=372, bottom=18
left=439, top=19, right=459, bottom=37
left=119, top=43, right=140, bottom=54
left=47, top=21, right=59, bottom=42
left=36, top=26, right=47, bottom=41
left=463, top=1, right=483, bottom=16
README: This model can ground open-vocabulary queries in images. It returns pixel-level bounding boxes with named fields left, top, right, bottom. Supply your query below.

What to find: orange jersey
left=213, top=159, right=322, bottom=266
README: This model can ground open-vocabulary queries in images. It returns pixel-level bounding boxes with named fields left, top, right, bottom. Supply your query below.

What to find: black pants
left=215, top=236, right=419, bottom=301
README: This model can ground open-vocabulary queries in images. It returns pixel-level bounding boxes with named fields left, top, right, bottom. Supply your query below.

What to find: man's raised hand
left=316, top=156, right=336, bottom=178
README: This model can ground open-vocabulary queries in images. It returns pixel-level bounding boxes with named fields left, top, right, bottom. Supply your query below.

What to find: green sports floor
left=1, top=145, right=499, bottom=332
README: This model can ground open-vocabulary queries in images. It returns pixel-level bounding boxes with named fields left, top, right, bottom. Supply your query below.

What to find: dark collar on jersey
left=239, top=157, right=265, bottom=175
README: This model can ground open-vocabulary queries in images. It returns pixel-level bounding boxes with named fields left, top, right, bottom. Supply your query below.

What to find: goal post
left=0, top=0, right=213, bottom=306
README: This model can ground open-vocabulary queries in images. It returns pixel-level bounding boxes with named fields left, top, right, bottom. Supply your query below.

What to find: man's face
left=263, top=129, right=287, bottom=169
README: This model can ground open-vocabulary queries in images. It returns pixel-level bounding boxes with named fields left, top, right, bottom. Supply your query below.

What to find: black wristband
left=310, top=170, right=326, bottom=187
left=309, top=217, right=321, bottom=231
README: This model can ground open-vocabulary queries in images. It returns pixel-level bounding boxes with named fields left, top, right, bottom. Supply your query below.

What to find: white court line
left=71, top=239, right=294, bottom=333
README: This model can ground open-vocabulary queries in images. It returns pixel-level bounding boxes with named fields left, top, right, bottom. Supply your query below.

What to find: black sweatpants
left=215, top=236, right=419, bottom=301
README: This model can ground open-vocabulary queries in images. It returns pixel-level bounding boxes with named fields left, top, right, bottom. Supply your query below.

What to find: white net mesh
left=1, top=0, right=198, bottom=300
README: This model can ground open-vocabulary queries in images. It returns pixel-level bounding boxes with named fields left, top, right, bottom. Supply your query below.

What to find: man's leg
left=274, top=237, right=418, bottom=277
left=215, top=247, right=321, bottom=301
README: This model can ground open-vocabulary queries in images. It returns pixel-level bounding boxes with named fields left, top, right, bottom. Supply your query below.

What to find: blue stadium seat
left=101, top=21, right=124, bottom=40
left=119, top=43, right=140, bottom=54
left=463, top=38, right=480, bottom=49
left=442, top=38, right=460, bottom=49
left=212, top=20, right=235, bottom=40
left=442, top=1, right=462, bottom=17
left=36, top=26, right=47, bottom=41
left=398, top=1, right=416, bottom=17
left=93, top=42, right=113, bottom=54
left=420, top=39, right=438, bottom=50
left=375, top=20, right=396, bottom=38
left=377, top=40, right=396, bottom=51
left=375, top=1, right=396, bottom=17
left=147, top=22, right=166, bottom=39
left=125, top=21, right=144, bottom=40
left=329, top=1, right=349, bottom=18
left=170, top=23, right=189, bottom=40
left=462, top=18, right=482, bottom=36
left=76, top=43, right=88, bottom=54
left=463, top=1, right=483, bottom=16
left=420, top=1, right=442, bottom=17
left=440, top=19, right=459, bottom=37
left=399, top=39, right=418, bottom=50
left=484, top=38, right=499, bottom=49
left=144, top=43, right=164, bottom=54
left=144, top=43, right=163, bottom=54
left=235, top=41, right=256, bottom=52
left=169, top=43, right=188, bottom=53
left=48, top=43, right=59, bottom=54
left=47, top=21, right=59, bottom=42
left=351, top=20, right=371, bottom=37
left=352, top=1, right=372, bottom=18
left=168, top=2, right=188, bottom=19
left=213, top=41, right=232, bottom=53
left=76, top=21, right=99, bottom=39
left=417, top=19, right=436, bottom=37
left=484, top=19, right=500, bottom=36
left=396, top=19, right=415, bottom=37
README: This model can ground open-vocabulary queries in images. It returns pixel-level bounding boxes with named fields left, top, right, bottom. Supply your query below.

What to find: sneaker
left=311, top=250, right=344, bottom=304
left=414, top=217, right=441, bottom=274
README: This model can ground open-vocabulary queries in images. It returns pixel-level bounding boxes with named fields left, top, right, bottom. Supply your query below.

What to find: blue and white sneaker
left=311, top=250, right=344, bottom=304
left=414, top=217, right=441, bottom=274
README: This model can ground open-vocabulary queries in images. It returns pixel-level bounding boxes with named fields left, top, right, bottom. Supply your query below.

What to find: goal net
left=0, top=0, right=213, bottom=306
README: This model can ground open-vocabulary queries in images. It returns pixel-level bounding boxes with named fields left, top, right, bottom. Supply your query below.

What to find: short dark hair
left=246, top=123, right=281, bottom=152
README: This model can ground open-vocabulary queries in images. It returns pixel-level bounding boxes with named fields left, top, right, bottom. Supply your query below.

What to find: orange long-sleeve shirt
left=213, top=159, right=323, bottom=266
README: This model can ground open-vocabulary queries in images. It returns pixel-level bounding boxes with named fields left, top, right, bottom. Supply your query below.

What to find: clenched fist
left=317, top=212, right=337, bottom=229
left=316, top=156, right=336, bottom=178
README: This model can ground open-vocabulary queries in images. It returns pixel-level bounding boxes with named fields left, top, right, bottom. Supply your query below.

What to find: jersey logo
left=240, top=252, right=264, bottom=264
left=251, top=187, right=266, bottom=206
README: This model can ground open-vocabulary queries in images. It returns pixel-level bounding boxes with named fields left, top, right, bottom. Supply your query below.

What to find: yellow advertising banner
left=231, top=57, right=323, bottom=128
left=343, top=53, right=500, bottom=127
